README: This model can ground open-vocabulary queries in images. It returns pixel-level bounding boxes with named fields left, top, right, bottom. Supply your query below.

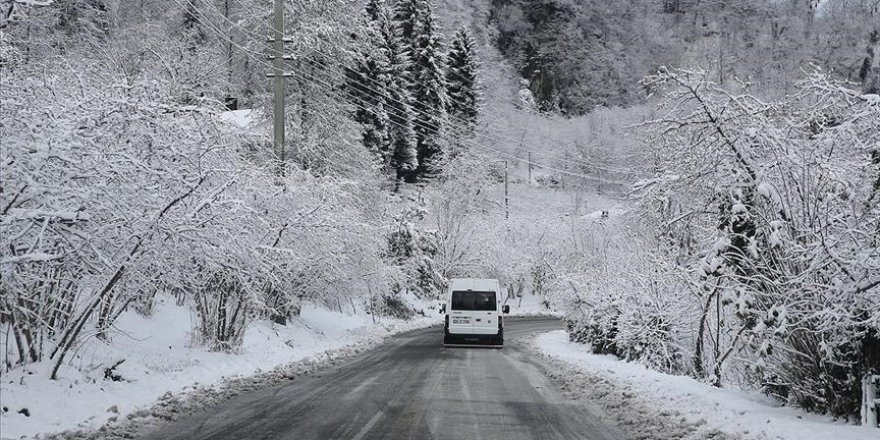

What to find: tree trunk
left=861, top=30, right=880, bottom=94
left=693, top=285, right=719, bottom=377
left=50, top=263, right=127, bottom=379
left=96, top=287, right=115, bottom=340
left=5, top=302, right=28, bottom=366
left=216, top=289, right=227, bottom=344
left=15, top=295, right=39, bottom=363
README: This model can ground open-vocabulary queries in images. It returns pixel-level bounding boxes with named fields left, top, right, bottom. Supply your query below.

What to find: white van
left=441, top=278, right=510, bottom=346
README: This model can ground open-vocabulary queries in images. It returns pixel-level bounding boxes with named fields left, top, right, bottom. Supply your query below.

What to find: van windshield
left=451, top=291, right=497, bottom=311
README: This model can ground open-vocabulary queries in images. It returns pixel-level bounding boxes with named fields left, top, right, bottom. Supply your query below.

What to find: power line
left=168, top=1, right=631, bottom=186
left=306, top=54, right=638, bottom=176
left=293, top=51, right=637, bottom=177
left=193, top=0, right=638, bottom=177
left=282, top=62, right=630, bottom=186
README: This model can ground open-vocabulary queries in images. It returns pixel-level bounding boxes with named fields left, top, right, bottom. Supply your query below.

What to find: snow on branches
left=568, top=67, right=879, bottom=417
left=0, top=60, right=388, bottom=378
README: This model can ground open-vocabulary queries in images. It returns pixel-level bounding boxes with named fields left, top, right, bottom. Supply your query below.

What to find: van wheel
left=444, top=334, right=454, bottom=345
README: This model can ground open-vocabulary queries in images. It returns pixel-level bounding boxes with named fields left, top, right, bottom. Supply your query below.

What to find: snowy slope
left=536, top=331, right=876, bottom=440
left=0, top=300, right=433, bottom=439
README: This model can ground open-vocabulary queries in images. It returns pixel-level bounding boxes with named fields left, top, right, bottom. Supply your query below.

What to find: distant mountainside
left=482, top=0, right=877, bottom=115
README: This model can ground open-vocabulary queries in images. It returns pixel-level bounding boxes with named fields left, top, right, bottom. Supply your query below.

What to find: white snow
left=757, top=182, right=773, bottom=199
left=216, top=109, right=260, bottom=129
left=0, top=252, right=64, bottom=264
left=6, top=209, right=90, bottom=222
left=216, top=109, right=269, bottom=137
left=536, top=330, right=877, bottom=440
left=505, top=292, right=560, bottom=316
left=0, top=300, right=433, bottom=440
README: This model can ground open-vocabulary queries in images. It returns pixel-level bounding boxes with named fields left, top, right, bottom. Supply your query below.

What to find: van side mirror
left=440, top=304, right=446, bottom=313
left=502, top=305, right=510, bottom=314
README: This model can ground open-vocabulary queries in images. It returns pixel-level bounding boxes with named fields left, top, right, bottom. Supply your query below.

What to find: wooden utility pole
left=272, top=0, right=286, bottom=170
left=504, top=160, right=509, bottom=220
left=527, top=151, right=532, bottom=185
left=225, top=0, right=233, bottom=92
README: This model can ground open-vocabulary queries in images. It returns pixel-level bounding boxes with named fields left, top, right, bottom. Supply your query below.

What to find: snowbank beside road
left=536, top=331, right=875, bottom=440
left=1, top=300, right=433, bottom=440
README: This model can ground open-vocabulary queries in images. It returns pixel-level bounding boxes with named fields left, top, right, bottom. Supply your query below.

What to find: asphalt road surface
left=142, top=317, right=625, bottom=440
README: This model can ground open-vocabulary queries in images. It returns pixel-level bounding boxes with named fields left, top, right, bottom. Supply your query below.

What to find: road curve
left=141, top=317, right=625, bottom=440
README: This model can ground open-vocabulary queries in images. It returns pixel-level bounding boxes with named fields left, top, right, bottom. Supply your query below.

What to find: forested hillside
left=490, top=0, right=879, bottom=114
left=453, top=0, right=880, bottom=421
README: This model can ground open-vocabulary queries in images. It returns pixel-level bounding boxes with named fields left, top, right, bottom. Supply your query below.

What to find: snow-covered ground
left=505, top=292, right=561, bottom=316
left=0, top=300, right=434, bottom=440
left=536, top=331, right=876, bottom=440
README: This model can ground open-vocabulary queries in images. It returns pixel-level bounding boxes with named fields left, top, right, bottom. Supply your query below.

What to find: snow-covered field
left=536, top=331, right=876, bottom=440
left=0, top=300, right=434, bottom=440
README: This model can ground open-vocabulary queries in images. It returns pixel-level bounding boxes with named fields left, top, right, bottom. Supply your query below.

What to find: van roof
left=448, top=278, right=499, bottom=291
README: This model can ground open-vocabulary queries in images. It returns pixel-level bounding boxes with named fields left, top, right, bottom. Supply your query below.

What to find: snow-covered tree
left=445, top=26, right=480, bottom=136
left=386, top=205, right=443, bottom=299
left=861, top=30, right=880, bottom=94
left=0, top=0, right=398, bottom=376
left=376, top=8, right=419, bottom=185
left=563, top=66, right=879, bottom=417
left=636, top=67, right=879, bottom=415
left=345, top=16, right=392, bottom=168
left=365, top=0, right=384, bottom=22
left=396, top=0, right=449, bottom=181
left=392, top=0, right=418, bottom=42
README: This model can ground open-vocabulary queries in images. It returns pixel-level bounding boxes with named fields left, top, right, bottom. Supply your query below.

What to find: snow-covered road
left=138, top=317, right=626, bottom=440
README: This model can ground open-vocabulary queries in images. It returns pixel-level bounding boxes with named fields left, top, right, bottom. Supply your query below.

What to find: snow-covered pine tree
left=377, top=8, right=418, bottom=186
left=393, top=0, right=418, bottom=42
left=861, top=30, right=880, bottom=94
left=181, top=0, right=208, bottom=44
left=345, top=12, right=392, bottom=169
left=55, top=0, right=111, bottom=40
left=445, top=26, right=480, bottom=135
left=366, top=0, right=384, bottom=22
left=397, top=0, right=449, bottom=181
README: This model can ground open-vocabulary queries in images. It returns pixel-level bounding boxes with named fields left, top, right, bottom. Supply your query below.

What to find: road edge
left=40, top=323, right=439, bottom=440
left=525, top=331, right=745, bottom=440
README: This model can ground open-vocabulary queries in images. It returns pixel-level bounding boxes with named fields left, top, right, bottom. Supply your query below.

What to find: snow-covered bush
left=564, top=67, right=878, bottom=416
left=567, top=67, right=880, bottom=417
left=614, top=282, right=685, bottom=373
left=0, top=50, right=392, bottom=374
left=561, top=218, right=692, bottom=374
left=385, top=203, right=445, bottom=300
left=564, top=299, right=619, bottom=353
left=375, top=293, right=417, bottom=320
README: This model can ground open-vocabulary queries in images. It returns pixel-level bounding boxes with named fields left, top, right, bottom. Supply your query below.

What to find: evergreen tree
left=445, top=26, right=480, bottom=135
left=182, top=0, right=208, bottom=44
left=393, top=0, right=419, bottom=42
left=365, top=0, right=383, bottom=22
left=377, top=9, right=419, bottom=185
left=345, top=3, right=418, bottom=185
left=396, top=0, right=449, bottom=181
left=860, top=30, right=880, bottom=95
left=345, top=26, right=391, bottom=165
